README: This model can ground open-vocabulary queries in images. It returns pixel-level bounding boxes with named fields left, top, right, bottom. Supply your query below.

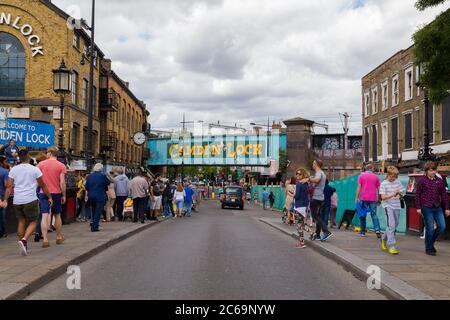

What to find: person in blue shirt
left=184, top=183, right=195, bottom=217
left=262, top=188, right=269, bottom=210
left=4, top=139, right=19, bottom=166
left=85, top=163, right=110, bottom=232
left=323, top=180, right=336, bottom=230
left=0, top=156, right=9, bottom=238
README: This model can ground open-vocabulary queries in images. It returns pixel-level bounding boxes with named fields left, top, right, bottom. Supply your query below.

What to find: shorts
left=14, top=201, right=39, bottom=222
left=175, top=200, right=184, bottom=209
left=38, top=193, right=63, bottom=215
left=152, top=196, right=162, bottom=210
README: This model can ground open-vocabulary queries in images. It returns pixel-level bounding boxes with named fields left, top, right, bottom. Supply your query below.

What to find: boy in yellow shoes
left=379, top=166, right=405, bottom=255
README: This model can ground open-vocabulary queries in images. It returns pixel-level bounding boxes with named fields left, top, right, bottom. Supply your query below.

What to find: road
left=27, top=200, right=385, bottom=300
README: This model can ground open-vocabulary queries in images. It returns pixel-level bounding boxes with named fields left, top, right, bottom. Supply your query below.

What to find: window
left=0, top=32, right=25, bottom=99
left=73, top=33, right=80, bottom=49
left=71, top=123, right=80, bottom=153
left=404, top=113, right=413, bottom=150
left=391, top=118, right=399, bottom=160
left=371, top=87, right=378, bottom=114
left=392, top=75, right=399, bottom=106
left=71, top=71, right=78, bottom=105
left=122, top=100, right=126, bottom=127
left=82, top=79, right=88, bottom=110
left=442, top=96, right=450, bottom=141
left=416, top=66, right=420, bottom=96
left=372, top=125, right=378, bottom=162
left=405, top=67, right=413, bottom=101
left=381, top=81, right=388, bottom=111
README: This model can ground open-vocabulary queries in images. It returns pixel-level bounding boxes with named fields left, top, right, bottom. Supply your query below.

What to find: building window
left=372, top=125, right=378, bottom=162
left=381, top=81, right=388, bottom=111
left=391, top=118, right=399, bottom=160
left=405, top=67, right=413, bottom=101
left=71, top=71, right=78, bottom=105
left=82, top=79, right=88, bottom=110
left=73, top=33, right=80, bottom=49
left=122, top=100, right=126, bottom=127
left=371, top=87, right=378, bottom=114
left=71, top=123, right=80, bottom=153
left=416, top=66, right=420, bottom=96
left=392, top=75, right=399, bottom=106
left=0, top=32, right=25, bottom=99
left=404, top=113, right=413, bottom=150
left=442, top=96, right=450, bottom=141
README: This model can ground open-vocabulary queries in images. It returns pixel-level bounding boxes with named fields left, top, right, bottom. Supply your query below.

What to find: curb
left=258, top=218, right=434, bottom=301
left=1, top=220, right=164, bottom=300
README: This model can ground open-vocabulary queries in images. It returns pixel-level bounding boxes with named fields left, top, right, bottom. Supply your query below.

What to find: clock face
left=133, top=132, right=146, bottom=145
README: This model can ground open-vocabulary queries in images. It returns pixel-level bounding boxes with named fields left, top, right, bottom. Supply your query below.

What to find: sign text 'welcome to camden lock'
left=0, top=12, right=44, bottom=57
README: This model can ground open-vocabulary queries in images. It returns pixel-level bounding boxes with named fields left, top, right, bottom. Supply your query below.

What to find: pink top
left=38, top=159, right=67, bottom=194
left=357, top=171, right=380, bottom=202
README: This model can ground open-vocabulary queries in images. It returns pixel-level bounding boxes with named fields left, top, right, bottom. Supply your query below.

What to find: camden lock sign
left=0, top=12, right=44, bottom=57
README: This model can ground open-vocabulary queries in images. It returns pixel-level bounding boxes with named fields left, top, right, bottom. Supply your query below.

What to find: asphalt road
left=27, top=201, right=385, bottom=300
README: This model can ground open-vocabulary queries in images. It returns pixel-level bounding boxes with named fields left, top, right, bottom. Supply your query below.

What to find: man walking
left=162, top=182, right=174, bottom=218
left=4, top=139, right=19, bottom=166
left=37, top=147, right=67, bottom=248
left=129, top=170, right=149, bottom=223
left=2, top=150, right=52, bottom=256
left=114, top=169, right=130, bottom=222
left=355, top=163, right=382, bottom=238
left=307, top=160, right=333, bottom=242
left=150, top=174, right=162, bottom=220
left=85, top=163, right=111, bottom=232
left=262, top=188, right=269, bottom=210
left=184, top=183, right=195, bottom=217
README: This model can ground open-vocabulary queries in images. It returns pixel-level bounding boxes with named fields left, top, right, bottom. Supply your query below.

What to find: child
left=294, top=168, right=310, bottom=249
left=379, top=166, right=405, bottom=255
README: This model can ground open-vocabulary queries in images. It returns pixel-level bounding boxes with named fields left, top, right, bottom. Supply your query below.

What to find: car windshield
left=226, top=188, right=242, bottom=195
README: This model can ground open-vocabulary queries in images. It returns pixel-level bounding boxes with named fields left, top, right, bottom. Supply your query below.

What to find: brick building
left=0, top=0, right=149, bottom=171
left=362, top=45, right=450, bottom=171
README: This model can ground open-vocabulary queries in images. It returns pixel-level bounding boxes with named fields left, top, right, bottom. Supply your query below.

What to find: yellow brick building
left=0, top=0, right=149, bottom=171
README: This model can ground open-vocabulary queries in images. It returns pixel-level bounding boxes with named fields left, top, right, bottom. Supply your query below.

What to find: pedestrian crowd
left=0, top=144, right=201, bottom=257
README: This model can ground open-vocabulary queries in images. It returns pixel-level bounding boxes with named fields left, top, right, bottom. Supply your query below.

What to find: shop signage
left=0, top=12, right=44, bottom=57
left=0, top=119, right=54, bottom=148
left=70, top=160, right=87, bottom=171
left=0, top=106, right=30, bottom=119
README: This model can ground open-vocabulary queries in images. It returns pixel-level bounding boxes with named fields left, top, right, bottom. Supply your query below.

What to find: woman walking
left=105, top=172, right=116, bottom=222
left=416, top=162, right=450, bottom=256
left=294, top=168, right=310, bottom=249
left=174, top=183, right=185, bottom=218
left=285, top=177, right=296, bottom=225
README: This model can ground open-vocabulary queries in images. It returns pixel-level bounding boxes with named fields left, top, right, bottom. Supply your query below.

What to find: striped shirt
left=379, top=179, right=405, bottom=209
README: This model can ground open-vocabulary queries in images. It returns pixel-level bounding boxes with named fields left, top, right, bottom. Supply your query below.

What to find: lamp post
left=52, top=59, right=71, bottom=163
left=416, top=65, right=437, bottom=167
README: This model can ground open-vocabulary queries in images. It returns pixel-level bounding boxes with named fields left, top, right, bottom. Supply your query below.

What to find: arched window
left=0, top=32, right=25, bottom=99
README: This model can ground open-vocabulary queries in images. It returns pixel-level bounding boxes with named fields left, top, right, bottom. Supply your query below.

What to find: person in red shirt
left=37, top=147, right=67, bottom=248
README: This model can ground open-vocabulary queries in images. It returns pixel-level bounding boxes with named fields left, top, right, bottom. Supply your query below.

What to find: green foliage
left=413, top=7, right=450, bottom=104
left=278, top=148, right=287, bottom=175
left=415, top=0, right=447, bottom=10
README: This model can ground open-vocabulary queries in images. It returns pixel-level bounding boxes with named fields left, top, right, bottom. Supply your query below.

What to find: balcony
left=100, top=130, right=118, bottom=152
left=100, top=88, right=119, bottom=112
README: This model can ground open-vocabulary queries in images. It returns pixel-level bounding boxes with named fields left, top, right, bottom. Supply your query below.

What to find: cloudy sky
left=54, top=0, right=449, bottom=135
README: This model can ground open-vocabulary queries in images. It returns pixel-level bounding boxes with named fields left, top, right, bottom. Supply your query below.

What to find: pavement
left=0, top=218, right=162, bottom=300
left=26, top=201, right=385, bottom=300
left=259, top=216, right=450, bottom=300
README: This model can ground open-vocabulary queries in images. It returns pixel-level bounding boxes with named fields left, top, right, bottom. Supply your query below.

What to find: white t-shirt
left=379, top=179, right=405, bottom=210
left=9, top=164, right=42, bottom=205
left=174, top=190, right=185, bottom=201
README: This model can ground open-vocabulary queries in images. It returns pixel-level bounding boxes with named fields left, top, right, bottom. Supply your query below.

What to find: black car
left=220, top=186, right=245, bottom=210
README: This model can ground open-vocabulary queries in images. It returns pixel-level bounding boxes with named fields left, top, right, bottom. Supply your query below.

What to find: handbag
left=400, top=195, right=405, bottom=209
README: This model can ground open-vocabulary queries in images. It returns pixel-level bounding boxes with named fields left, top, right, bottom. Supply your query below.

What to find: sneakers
left=376, top=231, right=382, bottom=239
left=381, top=240, right=388, bottom=251
left=388, top=247, right=399, bottom=255
left=18, top=240, right=28, bottom=256
left=296, top=242, right=307, bottom=249
left=426, top=250, right=436, bottom=256
left=321, top=232, right=334, bottom=242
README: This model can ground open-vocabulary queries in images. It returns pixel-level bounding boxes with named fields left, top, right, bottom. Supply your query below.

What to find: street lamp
left=52, top=59, right=71, bottom=163
left=416, top=65, right=437, bottom=167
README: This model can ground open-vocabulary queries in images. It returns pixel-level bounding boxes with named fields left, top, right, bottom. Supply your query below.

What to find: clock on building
left=133, top=132, right=146, bottom=145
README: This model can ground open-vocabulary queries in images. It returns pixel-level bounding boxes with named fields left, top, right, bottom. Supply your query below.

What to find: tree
left=413, top=0, right=450, bottom=104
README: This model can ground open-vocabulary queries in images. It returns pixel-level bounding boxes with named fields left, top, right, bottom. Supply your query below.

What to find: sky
left=54, top=0, right=450, bottom=135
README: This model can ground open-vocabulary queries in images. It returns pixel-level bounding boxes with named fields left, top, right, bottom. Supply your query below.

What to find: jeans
left=422, top=207, right=446, bottom=251
left=185, top=200, right=193, bottom=217
left=90, top=201, right=106, bottom=231
left=163, top=199, right=172, bottom=217
left=0, top=207, right=5, bottom=237
left=79, top=199, right=91, bottom=220
left=263, top=200, right=268, bottom=210
left=382, top=207, right=401, bottom=248
left=35, top=211, right=42, bottom=236
left=116, top=196, right=127, bottom=221
left=310, top=199, right=330, bottom=236
left=133, top=197, right=146, bottom=223
left=322, top=205, right=331, bottom=228
left=359, top=201, right=381, bottom=234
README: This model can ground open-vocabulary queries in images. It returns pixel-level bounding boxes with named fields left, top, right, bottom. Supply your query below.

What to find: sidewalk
left=0, top=219, right=163, bottom=300
left=259, top=217, right=450, bottom=300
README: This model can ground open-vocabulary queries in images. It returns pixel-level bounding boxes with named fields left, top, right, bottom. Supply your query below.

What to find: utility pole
left=342, top=112, right=350, bottom=150
left=86, top=0, right=96, bottom=172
